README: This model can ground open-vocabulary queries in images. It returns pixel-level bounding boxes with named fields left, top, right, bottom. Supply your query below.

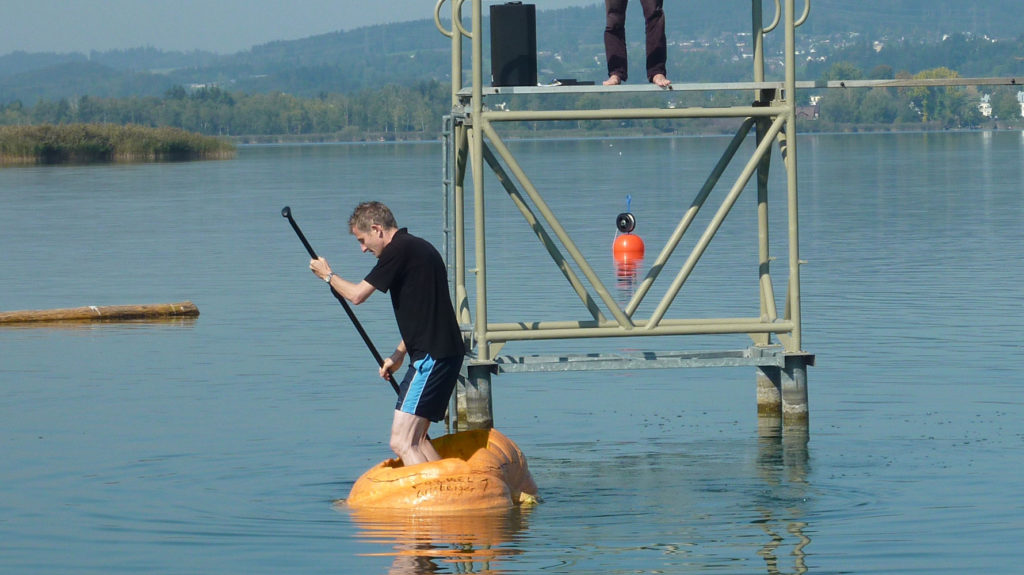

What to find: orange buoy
left=343, top=428, right=539, bottom=511
left=613, top=233, right=645, bottom=260
left=613, top=207, right=644, bottom=261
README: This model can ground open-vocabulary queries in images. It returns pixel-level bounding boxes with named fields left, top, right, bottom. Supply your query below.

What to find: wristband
left=324, top=272, right=334, bottom=284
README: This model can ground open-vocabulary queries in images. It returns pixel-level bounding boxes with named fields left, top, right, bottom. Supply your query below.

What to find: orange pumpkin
left=343, top=428, right=539, bottom=511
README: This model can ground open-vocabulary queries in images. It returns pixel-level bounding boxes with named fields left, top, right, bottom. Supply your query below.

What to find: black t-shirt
left=364, top=228, right=465, bottom=361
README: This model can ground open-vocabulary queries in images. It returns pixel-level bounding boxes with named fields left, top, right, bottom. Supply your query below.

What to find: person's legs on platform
left=641, top=0, right=670, bottom=86
left=604, top=0, right=629, bottom=84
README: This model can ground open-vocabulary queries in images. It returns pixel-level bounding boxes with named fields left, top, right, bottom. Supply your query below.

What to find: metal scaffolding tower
left=435, top=0, right=820, bottom=432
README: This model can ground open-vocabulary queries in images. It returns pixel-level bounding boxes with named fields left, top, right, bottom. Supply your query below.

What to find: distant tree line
left=1, top=72, right=1015, bottom=142
left=810, top=63, right=1022, bottom=130
left=0, top=82, right=453, bottom=141
left=3, top=37, right=1021, bottom=141
left=0, top=81, right=736, bottom=140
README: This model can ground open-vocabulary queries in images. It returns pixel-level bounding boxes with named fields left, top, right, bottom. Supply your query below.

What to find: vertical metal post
left=784, top=0, right=803, bottom=352
left=470, top=0, right=488, bottom=361
left=776, top=1, right=809, bottom=431
left=461, top=0, right=495, bottom=429
left=453, top=124, right=470, bottom=325
left=751, top=0, right=765, bottom=84
left=442, top=115, right=452, bottom=279
left=752, top=1, right=777, bottom=335
left=450, top=0, right=463, bottom=108
left=755, top=117, right=776, bottom=328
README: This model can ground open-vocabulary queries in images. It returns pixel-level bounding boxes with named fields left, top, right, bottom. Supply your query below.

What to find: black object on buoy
left=616, top=212, right=636, bottom=234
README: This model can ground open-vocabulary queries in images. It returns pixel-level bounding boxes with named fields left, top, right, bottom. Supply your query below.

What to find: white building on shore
left=979, top=94, right=992, bottom=117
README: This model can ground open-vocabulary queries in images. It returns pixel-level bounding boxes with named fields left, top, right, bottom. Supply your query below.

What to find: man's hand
left=310, top=257, right=332, bottom=281
left=381, top=347, right=406, bottom=380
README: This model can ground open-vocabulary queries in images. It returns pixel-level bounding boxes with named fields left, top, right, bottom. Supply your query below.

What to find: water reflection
left=614, top=254, right=644, bottom=299
left=345, top=505, right=533, bottom=574
left=756, top=514, right=810, bottom=575
left=755, top=419, right=810, bottom=575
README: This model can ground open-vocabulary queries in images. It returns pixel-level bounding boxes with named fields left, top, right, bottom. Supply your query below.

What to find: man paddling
left=309, top=201, right=465, bottom=466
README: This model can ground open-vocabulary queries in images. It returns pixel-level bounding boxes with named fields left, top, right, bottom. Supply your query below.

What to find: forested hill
left=1, top=0, right=1022, bottom=104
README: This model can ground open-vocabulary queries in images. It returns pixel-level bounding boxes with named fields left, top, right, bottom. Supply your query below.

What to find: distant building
left=797, top=96, right=820, bottom=120
left=978, top=94, right=992, bottom=118
left=1018, top=91, right=1024, bottom=118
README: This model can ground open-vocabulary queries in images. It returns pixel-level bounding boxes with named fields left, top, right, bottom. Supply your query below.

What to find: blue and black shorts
left=395, top=353, right=464, bottom=422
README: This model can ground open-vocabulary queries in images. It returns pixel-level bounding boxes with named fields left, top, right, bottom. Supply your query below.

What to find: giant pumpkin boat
left=342, top=428, right=539, bottom=511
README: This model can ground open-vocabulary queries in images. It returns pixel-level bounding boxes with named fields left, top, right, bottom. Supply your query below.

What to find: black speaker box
left=490, top=3, right=537, bottom=87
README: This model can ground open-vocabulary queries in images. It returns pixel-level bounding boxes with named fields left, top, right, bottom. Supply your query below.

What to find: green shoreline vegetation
left=0, top=123, right=235, bottom=165
left=1, top=75, right=1018, bottom=152
left=0, top=64, right=1018, bottom=159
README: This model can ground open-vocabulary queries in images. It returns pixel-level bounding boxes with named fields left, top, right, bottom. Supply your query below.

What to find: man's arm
left=380, top=340, right=407, bottom=380
left=310, top=257, right=376, bottom=304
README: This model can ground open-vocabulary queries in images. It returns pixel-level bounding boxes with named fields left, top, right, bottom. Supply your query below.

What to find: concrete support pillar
left=756, top=365, right=782, bottom=418
left=758, top=360, right=809, bottom=479
left=454, top=362, right=494, bottom=431
left=781, top=354, right=813, bottom=426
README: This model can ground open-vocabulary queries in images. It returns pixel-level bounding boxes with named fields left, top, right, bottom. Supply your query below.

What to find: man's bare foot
left=603, top=74, right=623, bottom=86
left=651, top=74, right=671, bottom=87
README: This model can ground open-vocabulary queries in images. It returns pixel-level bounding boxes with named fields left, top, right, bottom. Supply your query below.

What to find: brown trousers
left=604, top=0, right=667, bottom=83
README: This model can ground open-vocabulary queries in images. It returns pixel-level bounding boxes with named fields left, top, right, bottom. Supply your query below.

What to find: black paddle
left=282, top=206, right=401, bottom=395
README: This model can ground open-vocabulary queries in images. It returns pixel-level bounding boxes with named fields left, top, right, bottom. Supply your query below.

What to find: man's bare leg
left=390, top=409, right=440, bottom=465
left=651, top=73, right=671, bottom=87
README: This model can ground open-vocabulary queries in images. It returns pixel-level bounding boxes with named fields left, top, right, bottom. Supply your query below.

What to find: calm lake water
left=2, top=131, right=1023, bottom=574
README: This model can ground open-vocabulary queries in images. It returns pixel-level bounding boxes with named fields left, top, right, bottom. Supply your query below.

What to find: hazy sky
left=2, top=0, right=597, bottom=56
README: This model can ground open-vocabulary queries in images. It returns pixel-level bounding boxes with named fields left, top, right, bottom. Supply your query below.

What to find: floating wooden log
left=0, top=301, right=199, bottom=324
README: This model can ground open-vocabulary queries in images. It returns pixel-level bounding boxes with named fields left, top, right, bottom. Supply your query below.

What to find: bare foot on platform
left=603, top=74, right=623, bottom=86
left=651, top=74, right=671, bottom=88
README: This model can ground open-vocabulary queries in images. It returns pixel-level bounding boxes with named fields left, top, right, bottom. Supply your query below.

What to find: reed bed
left=0, top=123, right=235, bottom=164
